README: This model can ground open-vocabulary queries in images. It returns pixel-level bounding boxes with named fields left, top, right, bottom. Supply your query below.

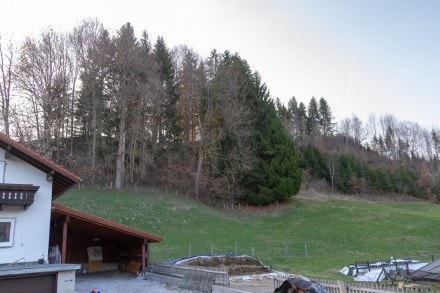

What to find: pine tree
left=318, top=97, right=334, bottom=136
left=307, top=97, right=320, bottom=136
left=296, top=102, right=308, bottom=141
left=287, top=96, right=298, bottom=120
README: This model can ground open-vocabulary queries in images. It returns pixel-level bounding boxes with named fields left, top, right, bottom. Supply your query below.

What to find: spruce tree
left=241, top=73, right=302, bottom=205
left=153, top=37, right=180, bottom=143
left=307, top=97, right=320, bottom=136
left=318, top=97, right=334, bottom=136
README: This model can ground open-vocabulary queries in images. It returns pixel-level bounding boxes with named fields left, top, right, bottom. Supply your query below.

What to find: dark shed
left=50, top=202, right=163, bottom=273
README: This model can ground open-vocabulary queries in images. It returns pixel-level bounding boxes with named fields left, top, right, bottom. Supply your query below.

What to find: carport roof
left=51, top=203, right=163, bottom=243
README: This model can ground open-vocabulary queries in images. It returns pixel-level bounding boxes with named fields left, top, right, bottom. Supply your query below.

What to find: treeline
left=276, top=97, right=440, bottom=200
left=0, top=19, right=439, bottom=204
left=0, top=20, right=301, bottom=205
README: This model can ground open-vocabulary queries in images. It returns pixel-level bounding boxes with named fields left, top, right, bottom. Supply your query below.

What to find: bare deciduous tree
left=0, top=36, right=14, bottom=136
left=14, top=30, right=72, bottom=157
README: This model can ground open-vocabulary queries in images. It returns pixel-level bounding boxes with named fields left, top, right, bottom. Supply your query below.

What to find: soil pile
left=178, top=254, right=271, bottom=275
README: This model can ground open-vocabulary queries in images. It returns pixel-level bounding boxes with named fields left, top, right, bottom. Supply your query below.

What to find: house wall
left=56, top=269, right=77, bottom=293
left=0, top=148, right=53, bottom=264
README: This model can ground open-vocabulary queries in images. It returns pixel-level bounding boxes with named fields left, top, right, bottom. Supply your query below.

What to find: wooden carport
left=50, top=203, right=163, bottom=273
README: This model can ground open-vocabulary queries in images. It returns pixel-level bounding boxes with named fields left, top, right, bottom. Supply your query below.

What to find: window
left=0, top=218, right=15, bottom=247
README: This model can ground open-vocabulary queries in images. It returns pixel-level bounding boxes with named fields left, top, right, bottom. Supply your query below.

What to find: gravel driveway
left=74, top=271, right=193, bottom=293
left=74, top=270, right=275, bottom=293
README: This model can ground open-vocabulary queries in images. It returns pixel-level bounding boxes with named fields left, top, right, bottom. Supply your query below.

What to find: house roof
left=0, top=132, right=80, bottom=199
left=51, top=202, right=163, bottom=243
left=408, top=260, right=440, bottom=282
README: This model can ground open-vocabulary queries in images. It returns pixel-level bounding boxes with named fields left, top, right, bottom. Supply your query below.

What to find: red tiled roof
left=52, top=202, right=163, bottom=243
left=0, top=132, right=80, bottom=198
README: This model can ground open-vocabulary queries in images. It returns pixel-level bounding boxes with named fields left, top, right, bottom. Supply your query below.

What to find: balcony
left=0, top=184, right=40, bottom=210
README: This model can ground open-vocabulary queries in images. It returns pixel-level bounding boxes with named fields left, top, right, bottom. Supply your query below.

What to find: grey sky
left=1, top=0, right=439, bottom=128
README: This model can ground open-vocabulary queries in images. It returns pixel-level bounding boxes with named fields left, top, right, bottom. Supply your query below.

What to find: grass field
left=56, top=187, right=440, bottom=280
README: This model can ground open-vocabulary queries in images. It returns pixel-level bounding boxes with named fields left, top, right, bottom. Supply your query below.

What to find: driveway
left=74, top=271, right=192, bottom=293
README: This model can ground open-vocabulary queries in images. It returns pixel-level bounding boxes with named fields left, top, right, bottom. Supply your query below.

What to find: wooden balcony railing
left=0, top=184, right=40, bottom=210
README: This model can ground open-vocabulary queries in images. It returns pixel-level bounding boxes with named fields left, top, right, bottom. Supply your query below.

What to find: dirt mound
left=178, top=255, right=271, bottom=275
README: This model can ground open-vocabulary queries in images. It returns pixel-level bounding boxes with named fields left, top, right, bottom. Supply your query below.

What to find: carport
left=49, top=203, right=163, bottom=273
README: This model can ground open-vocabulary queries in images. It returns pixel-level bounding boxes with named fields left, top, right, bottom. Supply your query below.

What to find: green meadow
left=56, top=188, right=440, bottom=280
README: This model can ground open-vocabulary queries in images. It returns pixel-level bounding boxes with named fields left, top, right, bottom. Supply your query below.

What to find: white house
left=0, top=132, right=163, bottom=292
left=0, top=132, right=81, bottom=292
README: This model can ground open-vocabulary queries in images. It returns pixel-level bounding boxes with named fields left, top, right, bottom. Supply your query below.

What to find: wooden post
left=61, top=216, right=70, bottom=263
left=337, top=280, right=347, bottom=293
left=142, top=239, right=149, bottom=273
left=141, top=240, right=146, bottom=273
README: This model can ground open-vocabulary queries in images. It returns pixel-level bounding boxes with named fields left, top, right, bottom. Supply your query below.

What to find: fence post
left=337, top=280, right=347, bottom=293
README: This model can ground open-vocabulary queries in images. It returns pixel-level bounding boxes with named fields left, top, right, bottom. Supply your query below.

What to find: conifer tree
left=307, top=97, right=320, bottom=136
left=241, top=73, right=302, bottom=204
left=318, top=97, right=334, bottom=136
left=153, top=37, right=180, bottom=144
left=296, top=102, right=308, bottom=141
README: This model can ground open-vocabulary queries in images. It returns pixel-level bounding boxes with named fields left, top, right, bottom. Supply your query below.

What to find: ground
left=229, top=273, right=278, bottom=292
left=74, top=255, right=281, bottom=293
left=75, top=270, right=278, bottom=293
left=77, top=189, right=428, bottom=293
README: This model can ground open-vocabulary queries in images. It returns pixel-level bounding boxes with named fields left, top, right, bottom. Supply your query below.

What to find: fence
left=274, top=273, right=440, bottom=293
left=149, top=263, right=229, bottom=292
left=149, top=240, right=440, bottom=269
left=148, top=266, right=440, bottom=293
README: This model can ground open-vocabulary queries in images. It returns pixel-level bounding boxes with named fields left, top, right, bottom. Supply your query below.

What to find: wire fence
left=149, top=240, right=440, bottom=269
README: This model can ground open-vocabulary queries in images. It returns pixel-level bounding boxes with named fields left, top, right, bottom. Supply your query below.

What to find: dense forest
left=1, top=19, right=439, bottom=205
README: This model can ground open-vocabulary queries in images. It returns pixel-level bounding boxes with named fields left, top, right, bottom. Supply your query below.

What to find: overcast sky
left=1, top=0, right=439, bottom=128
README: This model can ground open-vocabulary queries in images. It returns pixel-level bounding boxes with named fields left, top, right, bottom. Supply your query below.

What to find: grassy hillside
left=56, top=188, right=440, bottom=279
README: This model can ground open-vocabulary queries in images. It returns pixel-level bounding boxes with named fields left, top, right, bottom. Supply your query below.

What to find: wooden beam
left=4, top=145, right=12, bottom=159
left=141, top=240, right=146, bottom=273
left=61, top=216, right=70, bottom=263
left=144, top=239, right=150, bottom=273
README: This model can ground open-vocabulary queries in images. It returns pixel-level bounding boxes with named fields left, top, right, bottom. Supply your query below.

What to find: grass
left=56, top=187, right=440, bottom=280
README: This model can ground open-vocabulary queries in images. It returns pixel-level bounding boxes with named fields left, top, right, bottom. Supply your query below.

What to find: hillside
left=2, top=20, right=439, bottom=204
left=56, top=187, right=440, bottom=279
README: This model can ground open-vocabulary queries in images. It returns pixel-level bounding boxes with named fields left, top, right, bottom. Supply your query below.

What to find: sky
left=1, top=0, right=439, bottom=128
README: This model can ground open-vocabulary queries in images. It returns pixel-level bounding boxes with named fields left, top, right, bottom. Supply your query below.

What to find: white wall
left=0, top=148, right=53, bottom=264
left=57, top=270, right=77, bottom=293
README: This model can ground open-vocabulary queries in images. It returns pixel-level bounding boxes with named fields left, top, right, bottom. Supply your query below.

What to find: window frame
left=0, top=218, right=15, bottom=247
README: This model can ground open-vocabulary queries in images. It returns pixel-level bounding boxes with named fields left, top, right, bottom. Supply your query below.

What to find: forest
left=1, top=19, right=439, bottom=205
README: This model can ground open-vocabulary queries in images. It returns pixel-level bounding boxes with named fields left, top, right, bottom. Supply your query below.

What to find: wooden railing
left=0, top=184, right=40, bottom=210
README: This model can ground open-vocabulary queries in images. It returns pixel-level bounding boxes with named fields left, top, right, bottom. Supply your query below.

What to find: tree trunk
left=195, top=146, right=203, bottom=199
left=115, top=107, right=126, bottom=189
